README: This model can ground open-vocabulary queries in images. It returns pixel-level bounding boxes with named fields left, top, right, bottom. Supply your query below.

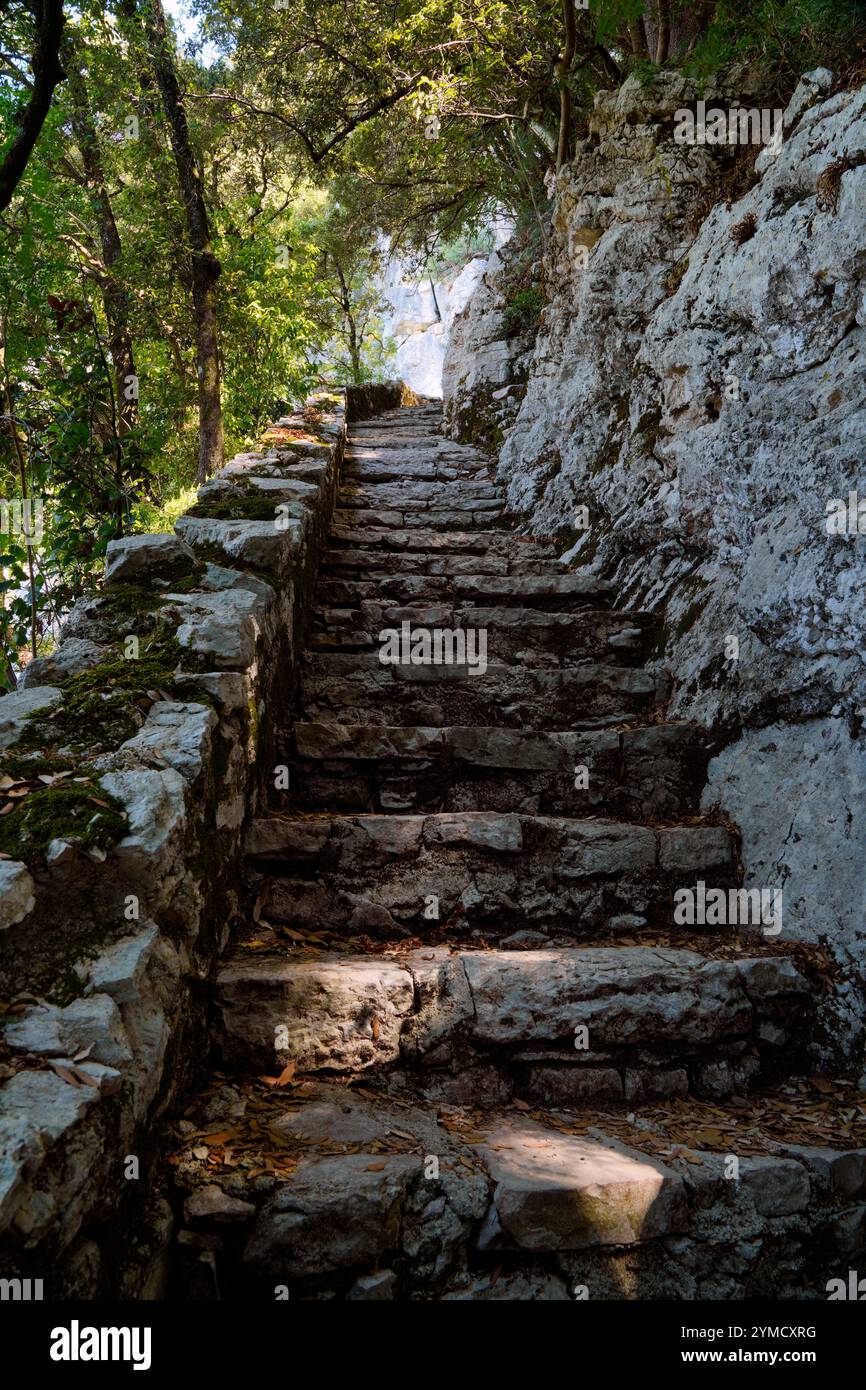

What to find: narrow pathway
left=169, top=402, right=860, bottom=1302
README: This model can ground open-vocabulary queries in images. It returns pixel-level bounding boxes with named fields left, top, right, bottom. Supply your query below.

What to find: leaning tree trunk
left=140, top=0, right=224, bottom=481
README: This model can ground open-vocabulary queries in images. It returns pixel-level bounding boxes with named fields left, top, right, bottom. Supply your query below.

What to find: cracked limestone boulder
left=86, top=921, right=183, bottom=1117
left=98, top=767, right=188, bottom=917
left=472, top=1117, right=688, bottom=1250
left=243, top=1152, right=421, bottom=1278
left=0, top=1068, right=115, bottom=1248
left=106, top=701, right=217, bottom=783
left=176, top=512, right=306, bottom=572
left=168, top=588, right=271, bottom=671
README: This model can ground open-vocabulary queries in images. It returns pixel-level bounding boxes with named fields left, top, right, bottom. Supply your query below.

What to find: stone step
left=321, top=549, right=567, bottom=578
left=299, top=653, right=663, bottom=728
left=345, top=431, right=445, bottom=447
left=343, top=458, right=489, bottom=482
left=350, top=412, right=442, bottom=429
left=327, top=525, right=526, bottom=554
left=245, top=811, right=737, bottom=941
left=307, top=604, right=655, bottom=667
left=315, top=572, right=615, bottom=610
left=347, top=411, right=443, bottom=423
left=214, top=945, right=810, bottom=1096
left=339, top=481, right=501, bottom=507
left=171, top=1075, right=865, bottom=1299
left=285, top=721, right=708, bottom=818
left=332, top=507, right=508, bottom=532
left=341, top=447, right=483, bottom=469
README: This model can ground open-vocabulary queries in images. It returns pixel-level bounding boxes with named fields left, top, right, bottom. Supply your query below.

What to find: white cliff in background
left=377, top=227, right=511, bottom=398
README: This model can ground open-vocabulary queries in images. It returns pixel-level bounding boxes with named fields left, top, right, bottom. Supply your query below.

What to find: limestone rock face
left=448, top=69, right=866, bottom=1062
left=442, top=243, right=536, bottom=448
left=20, top=637, right=104, bottom=689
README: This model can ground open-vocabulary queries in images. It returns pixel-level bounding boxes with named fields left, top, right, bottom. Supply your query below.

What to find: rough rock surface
left=0, top=861, right=35, bottom=930
left=442, top=242, right=536, bottom=448
left=169, top=1076, right=866, bottom=1301
left=445, top=70, right=866, bottom=1065
left=215, top=944, right=810, bottom=1100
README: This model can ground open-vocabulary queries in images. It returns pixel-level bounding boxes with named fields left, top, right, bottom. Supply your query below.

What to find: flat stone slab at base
left=169, top=1076, right=866, bottom=1300
left=471, top=1116, right=687, bottom=1249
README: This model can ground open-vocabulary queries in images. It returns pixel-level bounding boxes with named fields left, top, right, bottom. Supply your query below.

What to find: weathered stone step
left=307, top=603, right=654, bottom=667
left=335, top=497, right=505, bottom=524
left=345, top=431, right=446, bottom=447
left=328, top=524, right=521, bottom=553
left=349, top=413, right=443, bottom=430
left=344, top=441, right=484, bottom=462
left=171, top=1075, right=866, bottom=1299
left=321, top=548, right=564, bottom=578
left=215, top=945, right=809, bottom=1102
left=343, top=457, right=489, bottom=482
left=245, top=811, right=736, bottom=941
left=286, top=721, right=707, bottom=818
left=339, top=481, right=501, bottom=507
left=332, top=508, right=508, bottom=533
left=332, top=507, right=508, bottom=532
left=315, top=572, right=615, bottom=610
left=300, top=653, right=662, bottom=728
left=347, top=414, right=445, bottom=430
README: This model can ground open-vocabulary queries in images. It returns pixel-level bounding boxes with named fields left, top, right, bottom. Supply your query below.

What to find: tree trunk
left=65, top=56, right=138, bottom=437
left=335, top=261, right=362, bottom=384
left=655, top=0, right=672, bottom=64
left=139, top=0, right=223, bottom=481
left=0, top=0, right=66, bottom=212
left=627, top=21, right=650, bottom=60
left=556, top=0, right=577, bottom=172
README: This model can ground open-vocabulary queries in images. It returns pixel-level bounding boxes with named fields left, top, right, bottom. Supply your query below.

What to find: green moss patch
left=15, top=609, right=210, bottom=756
left=186, top=494, right=283, bottom=522
left=0, top=780, right=127, bottom=860
left=0, top=750, right=75, bottom=781
left=163, top=562, right=207, bottom=593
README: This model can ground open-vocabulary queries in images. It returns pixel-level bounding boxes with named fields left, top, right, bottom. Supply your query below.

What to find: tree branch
left=192, top=79, right=421, bottom=164
left=0, top=0, right=66, bottom=212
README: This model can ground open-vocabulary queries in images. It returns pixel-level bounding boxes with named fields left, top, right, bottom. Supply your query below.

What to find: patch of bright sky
left=163, top=0, right=221, bottom=67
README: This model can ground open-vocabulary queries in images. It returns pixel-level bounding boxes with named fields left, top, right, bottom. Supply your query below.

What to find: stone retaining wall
left=0, top=382, right=414, bottom=1296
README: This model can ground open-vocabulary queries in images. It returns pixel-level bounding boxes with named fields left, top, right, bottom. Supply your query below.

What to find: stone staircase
left=169, top=402, right=865, bottom=1301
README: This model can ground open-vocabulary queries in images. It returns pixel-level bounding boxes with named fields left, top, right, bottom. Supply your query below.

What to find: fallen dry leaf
left=50, top=1062, right=82, bottom=1088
